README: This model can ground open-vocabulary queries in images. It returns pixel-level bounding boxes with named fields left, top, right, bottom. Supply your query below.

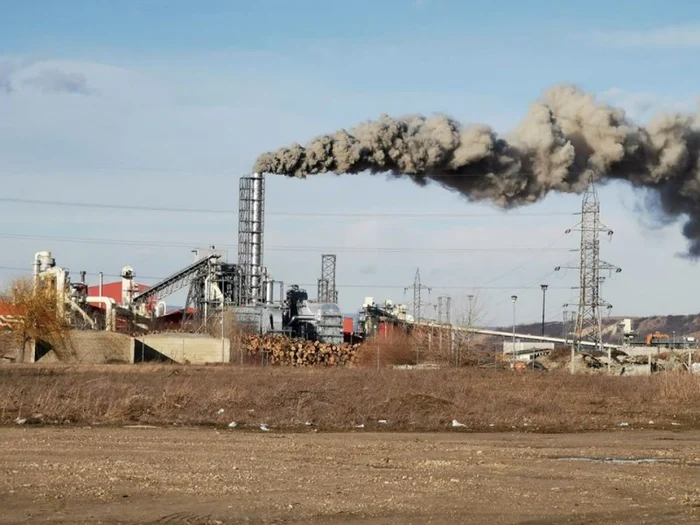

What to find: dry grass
left=357, top=331, right=417, bottom=367
left=1, top=364, right=699, bottom=432
left=0, top=277, right=73, bottom=362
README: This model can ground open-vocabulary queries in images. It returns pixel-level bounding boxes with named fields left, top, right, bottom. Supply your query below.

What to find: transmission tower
left=405, top=268, right=431, bottom=323
left=437, top=296, right=451, bottom=324
left=317, top=254, right=338, bottom=303
left=561, top=309, right=576, bottom=341
left=557, top=179, right=620, bottom=349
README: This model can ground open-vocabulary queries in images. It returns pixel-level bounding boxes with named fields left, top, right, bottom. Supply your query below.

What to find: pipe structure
left=417, top=322, right=621, bottom=350
left=250, top=172, right=264, bottom=302
left=32, top=253, right=41, bottom=286
left=265, top=280, right=274, bottom=305
left=33, top=251, right=53, bottom=288
left=156, top=301, right=167, bottom=317
left=87, top=296, right=117, bottom=331
left=99, top=272, right=104, bottom=297
left=121, top=266, right=135, bottom=307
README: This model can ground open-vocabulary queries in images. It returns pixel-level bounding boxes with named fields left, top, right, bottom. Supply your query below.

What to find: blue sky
left=1, top=1, right=699, bottom=327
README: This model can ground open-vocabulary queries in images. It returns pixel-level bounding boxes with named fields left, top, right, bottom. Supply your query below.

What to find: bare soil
left=1, top=427, right=699, bottom=524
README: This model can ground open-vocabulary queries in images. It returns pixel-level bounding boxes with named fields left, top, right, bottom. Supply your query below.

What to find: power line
left=0, top=232, right=575, bottom=253
left=0, top=196, right=576, bottom=219
left=0, top=265, right=572, bottom=291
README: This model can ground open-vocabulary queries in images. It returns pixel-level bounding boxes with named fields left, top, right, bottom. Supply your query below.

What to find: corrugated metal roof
left=0, top=302, right=22, bottom=316
left=86, top=281, right=150, bottom=308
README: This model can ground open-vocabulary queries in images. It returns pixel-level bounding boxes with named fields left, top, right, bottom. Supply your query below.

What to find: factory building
left=1, top=172, right=345, bottom=364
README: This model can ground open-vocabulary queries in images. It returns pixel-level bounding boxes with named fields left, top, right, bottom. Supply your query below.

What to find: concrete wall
left=36, top=331, right=134, bottom=364
left=0, top=332, right=25, bottom=362
left=134, top=334, right=230, bottom=364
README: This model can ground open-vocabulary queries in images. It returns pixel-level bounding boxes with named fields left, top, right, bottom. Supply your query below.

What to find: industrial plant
left=0, top=172, right=698, bottom=375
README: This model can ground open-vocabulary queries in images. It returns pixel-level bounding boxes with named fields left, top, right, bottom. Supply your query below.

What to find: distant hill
left=497, top=313, right=700, bottom=343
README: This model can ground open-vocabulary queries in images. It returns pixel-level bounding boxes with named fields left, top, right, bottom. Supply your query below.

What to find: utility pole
left=437, top=296, right=451, bottom=324
left=465, top=294, right=474, bottom=368
left=556, top=178, right=621, bottom=355
left=540, top=284, right=548, bottom=336
left=437, top=296, right=452, bottom=362
left=511, top=295, right=518, bottom=367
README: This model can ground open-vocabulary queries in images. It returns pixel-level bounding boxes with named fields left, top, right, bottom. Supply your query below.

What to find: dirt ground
left=0, top=428, right=699, bottom=524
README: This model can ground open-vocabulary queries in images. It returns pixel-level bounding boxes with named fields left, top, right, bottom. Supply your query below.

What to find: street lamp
left=540, top=284, right=548, bottom=336
left=511, top=295, right=518, bottom=366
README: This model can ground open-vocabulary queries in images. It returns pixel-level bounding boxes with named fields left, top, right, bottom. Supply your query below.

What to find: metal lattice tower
left=561, top=309, right=576, bottom=341
left=437, top=296, right=451, bottom=324
left=317, top=254, right=338, bottom=303
left=238, top=173, right=264, bottom=304
left=559, top=179, right=620, bottom=349
left=405, top=268, right=431, bottom=323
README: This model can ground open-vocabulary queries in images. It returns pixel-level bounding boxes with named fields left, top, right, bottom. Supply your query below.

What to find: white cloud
left=599, top=87, right=697, bottom=121
left=23, top=69, right=94, bottom=95
left=593, top=24, right=700, bottom=49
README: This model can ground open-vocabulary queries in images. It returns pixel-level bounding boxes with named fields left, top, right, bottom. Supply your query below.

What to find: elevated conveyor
left=132, top=254, right=220, bottom=305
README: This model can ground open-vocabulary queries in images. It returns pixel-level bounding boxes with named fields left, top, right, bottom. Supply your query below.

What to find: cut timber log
left=242, top=334, right=360, bottom=367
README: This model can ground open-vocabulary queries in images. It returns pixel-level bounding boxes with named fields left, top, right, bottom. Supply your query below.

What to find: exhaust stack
left=238, top=172, right=265, bottom=304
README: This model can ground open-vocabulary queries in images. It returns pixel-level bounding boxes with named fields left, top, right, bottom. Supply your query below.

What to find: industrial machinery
left=279, top=285, right=343, bottom=344
left=645, top=331, right=670, bottom=346
left=19, top=171, right=344, bottom=344
left=30, top=251, right=119, bottom=331
left=230, top=173, right=343, bottom=343
left=357, top=297, right=414, bottom=339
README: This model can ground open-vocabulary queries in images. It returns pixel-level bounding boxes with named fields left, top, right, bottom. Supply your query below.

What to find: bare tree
left=452, top=292, right=491, bottom=367
left=1, top=277, right=72, bottom=362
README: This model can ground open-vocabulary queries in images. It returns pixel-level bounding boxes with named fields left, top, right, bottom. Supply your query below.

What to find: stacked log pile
left=242, top=334, right=361, bottom=367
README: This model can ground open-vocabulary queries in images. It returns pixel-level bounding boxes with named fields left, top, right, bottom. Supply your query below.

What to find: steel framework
left=405, top=268, right=431, bottom=323
left=561, top=309, right=575, bottom=340
left=559, top=179, right=620, bottom=349
left=238, top=173, right=264, bottom=304
left=437, top=296, right=451, bottom=324
left=317, top=254, right=338, bottom=303
left=132, top=254, right=220, bottom=306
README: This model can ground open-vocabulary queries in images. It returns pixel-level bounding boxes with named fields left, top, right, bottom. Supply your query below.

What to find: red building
left=86, top=281, right=151, bottom=309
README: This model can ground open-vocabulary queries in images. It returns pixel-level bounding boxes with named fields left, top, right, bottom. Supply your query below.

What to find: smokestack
left=254, top=84, right=700, bottom=257
left=251, top=172, right=264, bottom=302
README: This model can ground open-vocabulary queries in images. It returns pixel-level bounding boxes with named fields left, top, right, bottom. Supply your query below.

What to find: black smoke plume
left=254, top=85, right=700, bottom=256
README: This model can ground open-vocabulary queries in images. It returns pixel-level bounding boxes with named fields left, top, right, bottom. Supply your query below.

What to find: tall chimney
left=250, top=172, right=265, bottom=302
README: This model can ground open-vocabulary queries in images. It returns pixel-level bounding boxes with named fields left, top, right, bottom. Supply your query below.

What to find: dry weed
left=0, top=365, right=698, bottom=432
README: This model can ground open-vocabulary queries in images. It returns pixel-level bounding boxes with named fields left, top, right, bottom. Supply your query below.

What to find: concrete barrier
left=133, top=334, right=230, bottom=364
left=36, top=331, right=135, bottom=364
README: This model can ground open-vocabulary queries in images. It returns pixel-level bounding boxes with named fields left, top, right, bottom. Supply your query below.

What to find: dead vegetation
left=0, top=365, right=698, bottom=432
left=0, top=277, right=73, bottom=362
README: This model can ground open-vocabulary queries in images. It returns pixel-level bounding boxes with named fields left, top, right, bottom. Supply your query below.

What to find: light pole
left=465, top=294, right=474, bottom=367
left=540, top=284, right=548, bottom=336
left=511, top=295, right=518, bottom=366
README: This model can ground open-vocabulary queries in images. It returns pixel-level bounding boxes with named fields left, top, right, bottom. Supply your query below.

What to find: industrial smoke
left=254, top=85, right=700, bottom=256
